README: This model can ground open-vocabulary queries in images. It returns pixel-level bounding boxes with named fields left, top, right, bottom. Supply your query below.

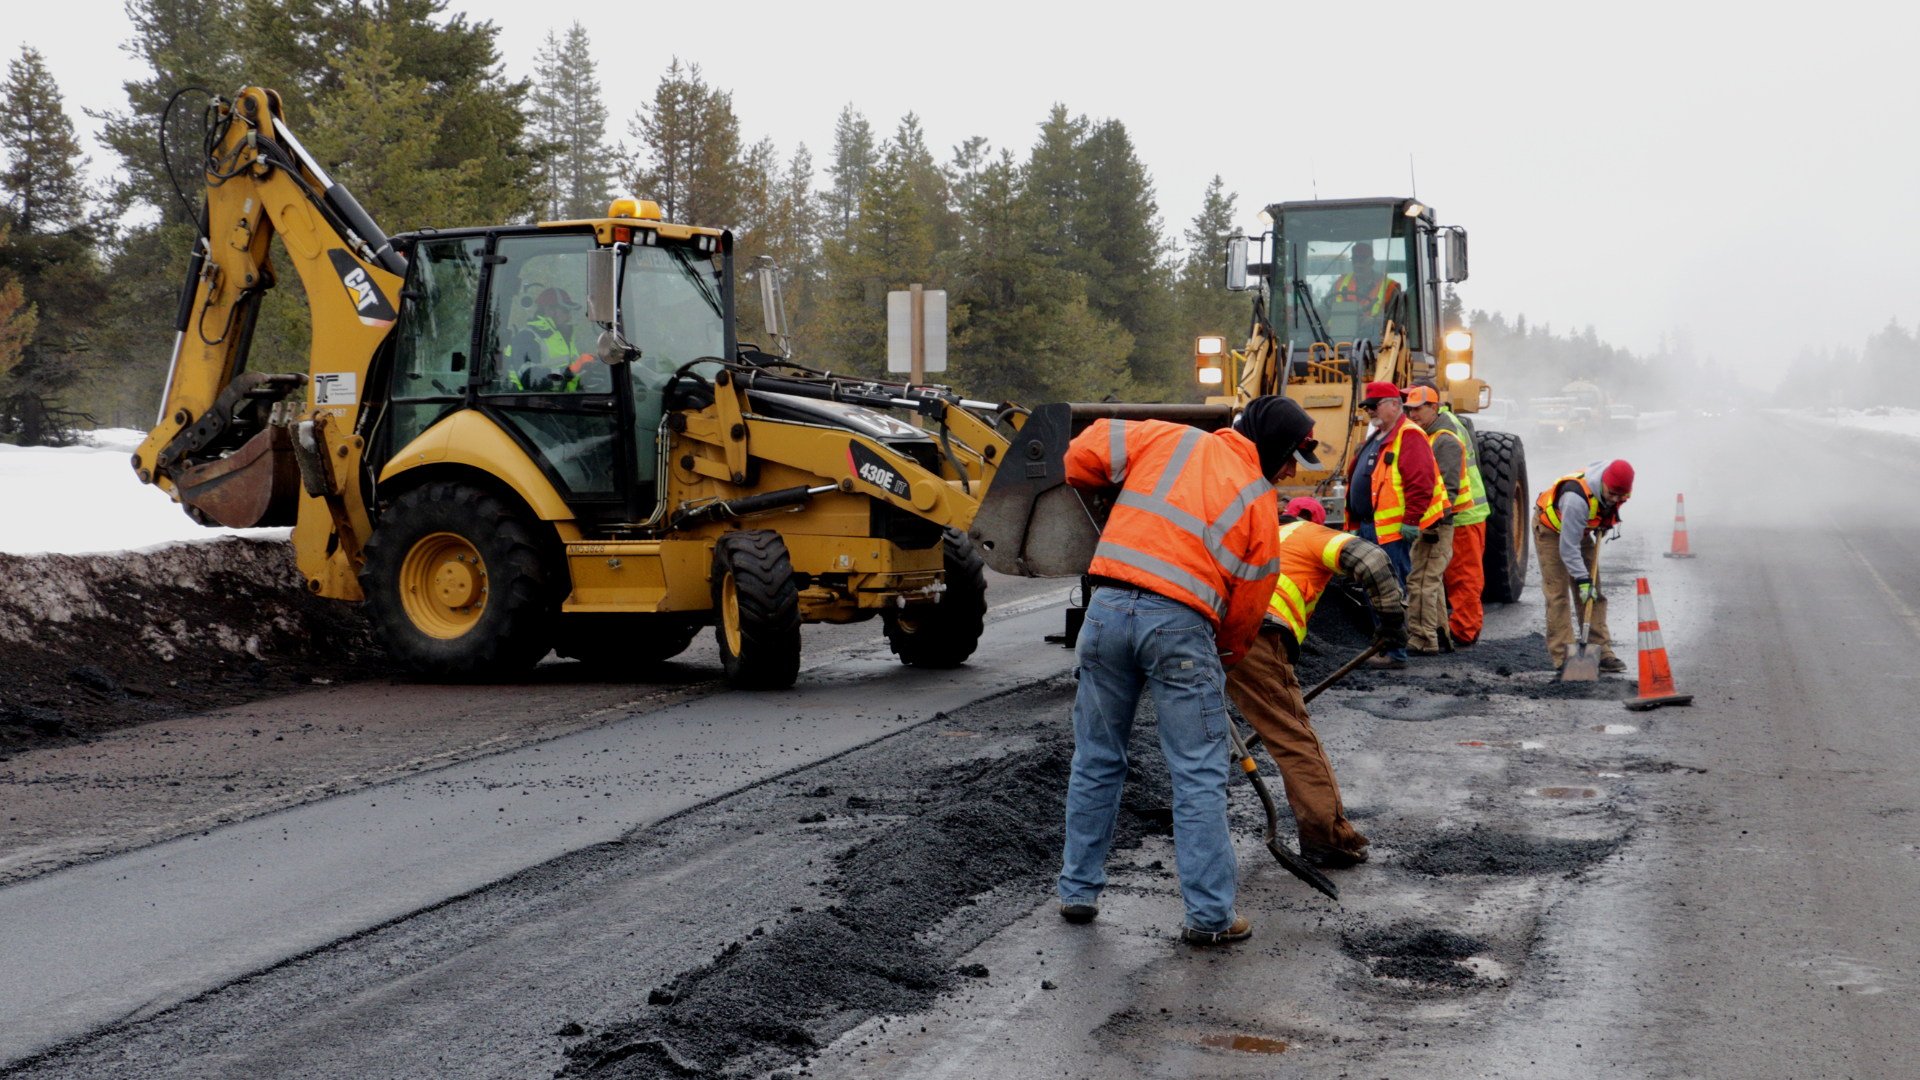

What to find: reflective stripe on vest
left=1108, top=419, right=1128, bottom=484
left=1535, top=471, right=1603, bottom=531
left=1266, top=520, right=1355, bottom=644
left=1368, top=418, right=1447, bottom=542
left=1431, top=410, right=1490, bottom=526
left=1331, top=273, right=1401, bottom=316
left=1090, top=425, right=1280, bottom=618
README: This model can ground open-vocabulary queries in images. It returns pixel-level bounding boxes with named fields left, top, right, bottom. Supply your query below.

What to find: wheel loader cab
left=381, top=225, right=728, bottom=525
left=1275, top=202, right=1427, bottom=361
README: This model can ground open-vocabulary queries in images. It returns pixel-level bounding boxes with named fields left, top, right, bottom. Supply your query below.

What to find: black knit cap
left=1234, top=395, right=1321, bottom=478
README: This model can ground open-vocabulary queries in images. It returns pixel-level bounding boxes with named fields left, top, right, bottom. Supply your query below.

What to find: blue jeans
left=1357, top=523, right=1412, bottom=659
left=1058, top=588, right=1237, bottom=933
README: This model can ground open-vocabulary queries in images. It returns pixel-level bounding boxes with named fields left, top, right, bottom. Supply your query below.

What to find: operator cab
left=376, top=210, right=730, bottom=528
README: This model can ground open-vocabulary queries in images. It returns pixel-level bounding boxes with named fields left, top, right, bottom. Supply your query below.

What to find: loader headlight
left=1446, top=361, right=1472, bottom=381
left=1196, top=336, right=1225, bottom=356
left=1444, top=330, right=1473, bottom=353
left=1198, top=367, right=1224, bottom=385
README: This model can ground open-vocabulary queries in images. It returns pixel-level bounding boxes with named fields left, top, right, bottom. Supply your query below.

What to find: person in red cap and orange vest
left=1344, top=381, right=1445, bottom=669
left=1535, top=460, right=1634, bottom=673
left=1056, top=396, right=1321, bottom=947
left=1224, top=496, right=1405, bottom=868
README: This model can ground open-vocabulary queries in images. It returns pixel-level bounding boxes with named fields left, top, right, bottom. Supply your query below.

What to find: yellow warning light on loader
left=1444, top=330, right=1473, bottom=353
left=1195, top=335, right=1227, bottom=385
left=607, top=199, right=664, bottom=221
left=1442, top=329, right=1474, bottom=382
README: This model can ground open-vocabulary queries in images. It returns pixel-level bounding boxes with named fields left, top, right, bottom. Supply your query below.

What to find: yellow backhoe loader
left=133, top=86, right=1017, bottom=689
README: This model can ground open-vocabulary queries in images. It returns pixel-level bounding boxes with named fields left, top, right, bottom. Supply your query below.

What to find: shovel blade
left=1266, top=838, right=1340, bottom=901
left=1561, top=646, right=1601, bottom=682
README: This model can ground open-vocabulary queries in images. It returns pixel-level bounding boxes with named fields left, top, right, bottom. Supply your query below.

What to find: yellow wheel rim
left=399, top=531, right=488, bottom=640
left=720, top=573, right=743, bottom=658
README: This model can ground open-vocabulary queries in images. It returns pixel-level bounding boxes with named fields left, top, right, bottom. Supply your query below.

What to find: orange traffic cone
left=1662, top=494, right=1696, bottom=559
left=1624, top=577, right=1693, bottom=712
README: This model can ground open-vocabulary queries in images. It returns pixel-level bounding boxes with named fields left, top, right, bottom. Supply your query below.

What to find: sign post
left=888, top=285, right=946, bottom=427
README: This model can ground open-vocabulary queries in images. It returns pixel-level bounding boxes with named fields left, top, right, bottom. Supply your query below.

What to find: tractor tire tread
left=713, top=530, right=801, bottom=690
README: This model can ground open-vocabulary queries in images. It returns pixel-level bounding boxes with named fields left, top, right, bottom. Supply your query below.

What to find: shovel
left=1226, top=720, right=1341, bottom=902
left=1302, top=641, right=1387, bottom=704
left=1561, top=577, right=1602, bottom=682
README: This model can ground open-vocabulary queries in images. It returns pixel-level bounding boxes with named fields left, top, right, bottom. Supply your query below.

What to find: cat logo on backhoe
left=326, top=250, right=398, bottom=329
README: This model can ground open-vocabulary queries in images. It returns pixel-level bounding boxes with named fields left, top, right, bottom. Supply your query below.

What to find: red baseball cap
left=1360, top=381, right=1401, bottom=407
left=1284, top=497, right=1327, bottom=524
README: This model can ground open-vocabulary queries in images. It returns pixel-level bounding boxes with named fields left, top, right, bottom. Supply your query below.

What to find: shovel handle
left=1303, top=640, right=1388, bottom=704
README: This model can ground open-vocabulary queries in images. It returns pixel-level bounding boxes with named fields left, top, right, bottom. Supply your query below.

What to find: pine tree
left=0, top=226, right=36, bottom=379
left=821, top=105, right=874, bottom=243
left=628, top=59, right=745, bottom=227
left=735, top=139, right=819, bottom=346
left=1442, top=284, right=1464, bottom=331
left=1069, top=117, right=1174, bottom=394
left=94, top=0, right=240, bottom=227
left=0, top=48, right=88, bottom=235
left=1177, top=175, right=1251, bottom=349
left=529, top=22, right=612, bottom=220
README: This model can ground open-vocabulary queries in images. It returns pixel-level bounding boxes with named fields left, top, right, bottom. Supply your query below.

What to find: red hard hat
left=1284, top=497, right=1327, bottom=525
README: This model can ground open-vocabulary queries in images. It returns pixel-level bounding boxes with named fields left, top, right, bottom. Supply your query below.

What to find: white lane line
left=1836, top=532, right=1920, bottom=644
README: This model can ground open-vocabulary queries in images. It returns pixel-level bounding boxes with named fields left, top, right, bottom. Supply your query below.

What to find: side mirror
left=756, top=257, right=792, bottom=357
left=1444, top=227, right=1469, bottom=283
left=1225, top=235, right=1251, bottom=292
left=587, top=247, right=618, bottom=324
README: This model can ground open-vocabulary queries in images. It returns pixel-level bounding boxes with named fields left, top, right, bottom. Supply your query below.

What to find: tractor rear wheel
left=361, top=482, right=557, bottom=679
left=884, top=528, right=989, bottom=668
left=711, top=530, right=802, bottom=690
left=1476, top=430, right=1531, bottom=603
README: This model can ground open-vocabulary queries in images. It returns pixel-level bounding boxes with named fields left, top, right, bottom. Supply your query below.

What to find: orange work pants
left=1224, top=629, right=1369, bottom=855
left=1445, top=520, right=1487, bottom=645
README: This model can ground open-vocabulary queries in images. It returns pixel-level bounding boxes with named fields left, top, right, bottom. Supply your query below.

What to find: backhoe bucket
left=968, top=403, right=1234, bottom=578
left=175, top=426, right=302, bottom=528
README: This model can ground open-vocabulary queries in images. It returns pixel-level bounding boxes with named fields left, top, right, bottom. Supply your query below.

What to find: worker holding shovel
left=1225, top=498, right=1406, bottom=869
left=1535, top=461, right=1634, bottom=676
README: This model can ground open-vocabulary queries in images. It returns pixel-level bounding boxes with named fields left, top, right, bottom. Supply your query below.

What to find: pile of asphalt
left=565, top=681, right=1172, bottom=1080
left=1402, top=824, right=1622, bottom=877
left=0, top=538, right=392, bottom=750
left=1342, top=923, right=1491, bottom=985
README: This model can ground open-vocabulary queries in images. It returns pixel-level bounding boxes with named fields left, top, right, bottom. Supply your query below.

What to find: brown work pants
left=1534, top=521, right=1614, bottom=665
left=1224, top=629, right=1369, bottom=855
left=1406, top=522, right=1455, bottom=652
left=1446, top=520, right=1487, bottom=644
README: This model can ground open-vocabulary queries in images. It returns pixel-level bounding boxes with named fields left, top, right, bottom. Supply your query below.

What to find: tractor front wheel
left=711, top=530, right=802, bottom=690
left=1476, top=430, right=1531, bottom=603
left=884, top=528, right=989, bottom=668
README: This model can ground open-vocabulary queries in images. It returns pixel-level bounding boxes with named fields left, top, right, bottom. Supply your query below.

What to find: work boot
left=1059, top=902, right=1099, bottom=924
left=1180, top=915, right=1253, bottom=946
left=1301, top=841, right=1370, bottom=869
left=1407, top=646, right=1441, bottom=657
left=1439, top=628, right=1456, bottom=654
left=1599, top=655, right=1628, bottom=674
left=1365, top=655, right=1407, bottom=670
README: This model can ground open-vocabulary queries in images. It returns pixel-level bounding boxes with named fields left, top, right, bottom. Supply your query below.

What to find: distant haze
left=18, top=0, right=1915, bottom=387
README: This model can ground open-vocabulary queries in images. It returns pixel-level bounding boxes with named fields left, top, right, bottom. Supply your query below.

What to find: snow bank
left=1817, top=406, right=1920, bottom=441
left=0, top=428, right=290, bottom=555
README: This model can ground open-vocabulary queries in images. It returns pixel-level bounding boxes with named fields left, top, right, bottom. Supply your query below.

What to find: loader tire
left=1476, top=429, right=1531, bottom=603
left=712, top=530, right=802, bottom=690
left=361, top=482, right=557, bottom=680
left=884, top=528, right=989, bottom=668
left=555, top=614, right=702, bottom=669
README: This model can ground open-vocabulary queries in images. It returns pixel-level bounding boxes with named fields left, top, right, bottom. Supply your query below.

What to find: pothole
left=1195, top=1032, right=1292, bottom=1054
left=1530, top=786, right=1600, bottom=799
left=1593, top=724, right=1638, bottom=734
left=1349, top=694, right=1489, bottom=722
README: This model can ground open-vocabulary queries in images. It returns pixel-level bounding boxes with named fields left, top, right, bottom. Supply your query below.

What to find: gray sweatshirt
left=1554, top=462, right=1612, bottom=583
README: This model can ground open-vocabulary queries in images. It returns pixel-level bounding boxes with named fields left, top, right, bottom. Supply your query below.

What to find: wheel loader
left=132, top=86, right=1015, bottom=689
left=969, top=197, right=1531, bottom=617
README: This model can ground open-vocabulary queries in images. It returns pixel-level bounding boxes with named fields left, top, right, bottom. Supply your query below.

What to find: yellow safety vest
left=1429, top=409, right=1490, bottom=526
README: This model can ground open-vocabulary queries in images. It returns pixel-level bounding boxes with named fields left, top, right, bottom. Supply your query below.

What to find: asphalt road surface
left=5, top=413, right=1918, bottom=1079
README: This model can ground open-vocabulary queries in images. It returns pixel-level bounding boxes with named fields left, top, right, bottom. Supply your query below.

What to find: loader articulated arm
left=132, top=86, right=406, bottom=599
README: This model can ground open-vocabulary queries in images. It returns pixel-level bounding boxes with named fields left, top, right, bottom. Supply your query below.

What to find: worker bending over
left=1403, top=386, right=1464, bottom=654
left=1536, top=460, right=1634, bottom=674
left=1344, top=381, right=1443, bottom=668
left=1056, top=397, right=1320, bottom=947
left=1226, top=497, right=1405, bottom=869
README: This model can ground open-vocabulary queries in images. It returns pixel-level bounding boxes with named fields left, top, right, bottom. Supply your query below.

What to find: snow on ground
left=1816, top=406, right=1920, bottom=441
left=0, top=428, right=291, bottom=556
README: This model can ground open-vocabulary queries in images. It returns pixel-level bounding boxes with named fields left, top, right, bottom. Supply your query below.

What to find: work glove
left=1575, top=580, right=1599, bottom=605
left=1374, top=610, right=1409, bottom=649
left=1419, top=527, right=1442, bottom=544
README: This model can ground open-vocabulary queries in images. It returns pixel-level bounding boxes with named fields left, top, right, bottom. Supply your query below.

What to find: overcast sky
left=17, top=0, right=1918, bottom=386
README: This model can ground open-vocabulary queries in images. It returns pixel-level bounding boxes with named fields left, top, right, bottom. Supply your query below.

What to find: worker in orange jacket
left=1056, top=396, right=1320, bottom=947
left=1226, top=497, right=1405, bottom=868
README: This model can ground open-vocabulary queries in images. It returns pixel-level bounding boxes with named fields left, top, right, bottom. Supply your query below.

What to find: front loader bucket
left=968, top=402, right=1233, bottom=578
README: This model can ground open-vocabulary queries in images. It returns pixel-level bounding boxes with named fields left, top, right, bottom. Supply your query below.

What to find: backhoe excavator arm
left=131, top=86, right=406, bottom=600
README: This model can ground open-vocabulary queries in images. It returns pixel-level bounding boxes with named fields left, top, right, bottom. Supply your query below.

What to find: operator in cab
left=1326, top=242, right=1404, bottom=324
left=511, top=288, right=600, bottom=391
left=1055, top=396, right=1320, bottom=949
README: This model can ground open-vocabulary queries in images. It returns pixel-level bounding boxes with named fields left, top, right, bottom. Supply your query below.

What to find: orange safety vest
left=1330, top=273, right=1402, bottom=316
left=1065, top=418, right=1282, bottom=667
left=1366, top=416, right=1447, bottom=543
left=1266, top=519, right=1356, bottom=646
left=1535, top=470, right=1620, bottom=532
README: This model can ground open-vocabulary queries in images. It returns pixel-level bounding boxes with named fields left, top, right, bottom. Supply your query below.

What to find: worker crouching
left=1535, top=460, right=1634, bottom=674
left=1225, top=497, right=1406, bottom=868
left=1055, top=397, right=1319, bottom=947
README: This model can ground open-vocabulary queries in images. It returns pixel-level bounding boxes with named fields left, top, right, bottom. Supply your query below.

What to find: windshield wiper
left=1292, top=277, right=1333, bottom=346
